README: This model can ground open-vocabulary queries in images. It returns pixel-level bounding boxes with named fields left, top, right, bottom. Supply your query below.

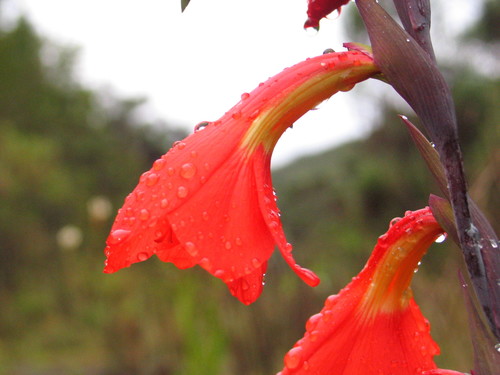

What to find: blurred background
left=0, top=0, right=498, bottom=374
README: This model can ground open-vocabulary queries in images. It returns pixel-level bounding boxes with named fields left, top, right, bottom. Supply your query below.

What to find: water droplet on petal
left=177, top=186, right=188, bottom=198
left=108, top=229, right=131, bottom=245
left=139, top=209, right=150, bottom=221
left=180, top=163, right=196, bottom=179
left=185, top=242, right=198, bottom=256
left=435, top=233, right=447, bottom=243
left=199, top=257, right=212, bottom=271
left=160, top=198, right=169, bottom=208
left=284, top=346, right=304, bottom=370
left=231, top=111, right=242, bottom=120
left=214, top=269, right=225, bottom=278
left=225, top=241, right=232, bottom=250
left=390, top=217, right=402, bottom=227
left=167, top=167, right=175, bottom=176
left=251, top=258, right=260, bottom=268
left=146, top=173, right=159, bottom=186
left=194, top=121, right=209, bottom=131
left=137, top=252, right=149, bottom=261
left=152, top=159, right=165, bottom=171
left=202, top=211, right=209, bottom=221
left=306, top=313, right=322, bottom=331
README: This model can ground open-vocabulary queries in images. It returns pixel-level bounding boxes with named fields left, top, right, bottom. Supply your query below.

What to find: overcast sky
left=6, top=0, right=480, bottom=166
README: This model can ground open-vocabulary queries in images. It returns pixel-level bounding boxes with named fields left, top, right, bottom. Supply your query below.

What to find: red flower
left=304, top=0, right=351, bottom=30
left=278, top=207, right=446, bottom=374
left=104, top=50, right=379, bottom=305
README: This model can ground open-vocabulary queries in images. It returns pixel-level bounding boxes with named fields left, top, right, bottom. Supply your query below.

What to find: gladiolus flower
left=278, top=207, right=446, bottom=374
left=104, top=50, right=379, bottom=305
left=304, top=0, right=351, bottom=30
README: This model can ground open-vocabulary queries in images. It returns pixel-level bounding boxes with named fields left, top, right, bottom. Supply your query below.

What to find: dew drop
left=184, top=242, right=198, bottom=256
left=154, top=231, right=166, bottom=242
left=167, top=167, right=175, bottom=176
left=495, top=343, right=500, bottom=352
left=248, top=109, right=260, bottom=120
left=325, top=294, right=338, bottom=308
left=176, top=142, right=186, bottom=150
left=180, top=163, right=197, bottom=179
left=241, top=279, right=250, bottom=291
left=177, top=186, right=188, bottom=198
left=490, top=239, right=498, bottom=248
left=152, top=159, right=165, bottom=171
left=251, top=258, right=260, bottom=268
left=199, top=257, right=212, bottom=270
left=235, top=237, right=242, bottom=246
left=231, top=111, right=242, bottom=120
left=139, top=209, right=150, bottom=221
left=240, top=92, right=250, bottom=100
left=284, top=346, right=304, bottom=370
left=435, top=233, right=447, bottom=243
left=160, top=198, right=169, bottom=208
left=202, top=211, right=209, bottom=221
left=135, top=190, right=145, bottom=201
left=137, top=252, right=149, bottom=261
left=146, top=173, right=159, bottom=186
left=194, top=121, right=209, bottom=131
left=108, top=229, right=131, bottom=245
left=214, top=269, right=225, bottom=278
left=338, top=53, right=349, bottom=61
left=306, top=313, right=322, bottom=331
left=225, top=241, right=232, bottom=250
left=390, top=217, right=402, bottom=227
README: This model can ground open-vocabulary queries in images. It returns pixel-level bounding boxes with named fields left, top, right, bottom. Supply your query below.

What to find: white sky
left=5, top=0, right=480, bottom=166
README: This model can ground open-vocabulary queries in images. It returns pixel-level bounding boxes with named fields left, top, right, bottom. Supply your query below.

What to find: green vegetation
left=0, top=7, right=497, bottom=375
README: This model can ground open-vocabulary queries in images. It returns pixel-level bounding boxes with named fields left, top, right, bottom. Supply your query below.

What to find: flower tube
left=279, top=207, right=446, bottom=373
left=104, top=50, right=379, bottom=305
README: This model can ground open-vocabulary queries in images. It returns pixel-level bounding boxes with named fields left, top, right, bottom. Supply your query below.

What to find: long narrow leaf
left=400, top=116, right=448, bottom=198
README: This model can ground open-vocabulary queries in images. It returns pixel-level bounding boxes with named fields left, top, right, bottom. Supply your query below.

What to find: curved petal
left=166, top=147, right=275, bottom=285
left=279, top=208, right=445, bottom=374
left=105, top=51, right=379, bottom=303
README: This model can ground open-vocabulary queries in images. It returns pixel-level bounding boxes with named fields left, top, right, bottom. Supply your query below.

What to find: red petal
left=305, top=0, right=350, bottom=29
left=166, top=146, right=275, bottom=287
left=227, top=262, right=268, bottom=305
left=279, top=208, right=444, bottom=374
left=253, top=147, right=320, bottom=287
